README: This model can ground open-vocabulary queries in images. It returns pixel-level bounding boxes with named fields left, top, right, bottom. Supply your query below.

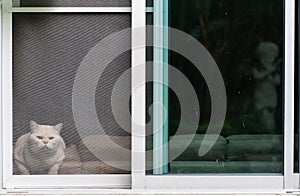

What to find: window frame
left=1, top=0, right=136, bottom=189
left=137, top=0, right=296, bottom=190
left=0, top=0, right=298, bottom=192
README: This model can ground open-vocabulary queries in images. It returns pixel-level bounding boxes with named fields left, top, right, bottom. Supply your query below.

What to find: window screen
left=17, top=0, right=131, bottom=7
left=146, top=0, right=153, bottom=7
left=13, top=13, right=131, bottom=175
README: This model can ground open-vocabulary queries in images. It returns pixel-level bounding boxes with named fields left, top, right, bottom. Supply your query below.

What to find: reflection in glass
left=166, top=0, right=284, bottom=174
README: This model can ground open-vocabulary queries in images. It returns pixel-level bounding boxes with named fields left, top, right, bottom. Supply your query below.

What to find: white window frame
left=1, top=0, right=138, bottom=190
left=135, top=0, right=297, bottom=191
left=0, top=0, right=299, bottom=192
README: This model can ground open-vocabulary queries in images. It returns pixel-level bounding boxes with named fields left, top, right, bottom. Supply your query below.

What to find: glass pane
left=147, top=0, right=284, bottom=174
left=14, top=0, right=130, bottom=7
left=168, top=0, right=284, bottom=174
left=13, top=13, right=131, bottom=175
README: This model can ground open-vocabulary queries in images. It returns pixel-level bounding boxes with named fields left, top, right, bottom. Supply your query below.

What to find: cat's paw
left=48, top=164, right=60, bottom=175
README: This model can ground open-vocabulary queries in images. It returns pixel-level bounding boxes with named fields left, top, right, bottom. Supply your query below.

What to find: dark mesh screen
left=19, top=0, right=131, bottom=7
left=13, top=13, right=131, bottom=174
left=146, top=0, right=153, bottom=7
left=18, top=0, right=154, bottom=7
left=146, top=13, right=153, bottom=46
left=145, top=13, right=153, bottom=172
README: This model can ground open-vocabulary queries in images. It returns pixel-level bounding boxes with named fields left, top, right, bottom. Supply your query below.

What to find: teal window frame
left=153, top=0, right=169, bottom=174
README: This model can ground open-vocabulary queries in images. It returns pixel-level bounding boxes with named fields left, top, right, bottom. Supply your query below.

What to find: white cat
left=14, top=120, right=66, bottom=175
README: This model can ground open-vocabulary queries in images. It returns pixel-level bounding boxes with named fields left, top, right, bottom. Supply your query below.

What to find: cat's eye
left=49, top=137, right=54, bottom=140
left=36, top=136, right=43, bottom=139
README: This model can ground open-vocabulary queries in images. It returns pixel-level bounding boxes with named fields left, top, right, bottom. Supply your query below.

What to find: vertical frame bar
left=153, top=0, right=168, bottom=175
left=153, top=0, right=164, bottom=175
left=0, top=0, right=3, bottom=189
left=284, top=0, right=295, bottom=189
left=2, top=0, right=12, bottom=188
left=162, top=0, right=169, bottom=174
left=131, top=0, right=146, bottom=189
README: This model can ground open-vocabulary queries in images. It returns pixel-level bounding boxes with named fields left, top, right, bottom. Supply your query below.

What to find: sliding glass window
left=148, top=0, right=284, bottom=175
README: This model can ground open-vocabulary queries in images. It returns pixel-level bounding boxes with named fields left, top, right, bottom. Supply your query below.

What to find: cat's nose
left=43, top=140, right=48, bottom=144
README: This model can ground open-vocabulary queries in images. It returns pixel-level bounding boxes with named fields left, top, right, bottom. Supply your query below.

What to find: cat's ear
left=29, top=120, right=39, bottom=131
left=54, top=123, right=63, bottom=133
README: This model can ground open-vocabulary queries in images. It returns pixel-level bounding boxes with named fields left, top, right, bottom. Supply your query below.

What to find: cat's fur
left=14, top=120, right=66, bottom=175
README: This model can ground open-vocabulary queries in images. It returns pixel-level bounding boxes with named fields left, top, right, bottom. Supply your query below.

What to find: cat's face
left=29, top=120, right=63, bottom=150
